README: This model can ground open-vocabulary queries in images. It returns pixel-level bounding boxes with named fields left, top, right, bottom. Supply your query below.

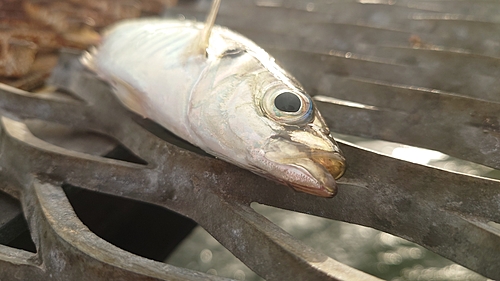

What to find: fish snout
left=288, top=125, right=346, bottom=182
left=310, top=150, right=346, bottom=180
left=257, top=147, right=346, bottom=197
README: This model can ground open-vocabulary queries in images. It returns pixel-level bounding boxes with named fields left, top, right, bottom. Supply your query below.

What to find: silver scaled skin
left=83, top=19, right=346, bottom=197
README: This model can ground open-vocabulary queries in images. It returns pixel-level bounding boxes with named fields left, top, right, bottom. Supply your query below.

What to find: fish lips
left=284, top=163, right=339, bottom=197
left=253, top=143, right=346, bottom=197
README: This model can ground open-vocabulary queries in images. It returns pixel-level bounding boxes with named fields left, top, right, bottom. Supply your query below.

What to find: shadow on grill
left=63, top=184, right=197, bottom=262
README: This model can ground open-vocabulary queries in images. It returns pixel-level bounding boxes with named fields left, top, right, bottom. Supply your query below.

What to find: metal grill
left=1, top=0, right=499, bottom=280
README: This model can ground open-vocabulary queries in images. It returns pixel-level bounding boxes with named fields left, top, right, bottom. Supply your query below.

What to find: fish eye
left=274, top=92, right=301, bottom=112
left=261, top=87, right=314, bottom=125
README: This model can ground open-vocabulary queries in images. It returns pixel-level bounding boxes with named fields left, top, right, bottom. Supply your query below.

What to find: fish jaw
left=250, top=138, right=346, bottom=198
left=287, top=113, right=346, bottom=181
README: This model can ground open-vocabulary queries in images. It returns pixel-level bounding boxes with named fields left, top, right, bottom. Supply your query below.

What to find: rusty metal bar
left=0, top=177, right=231, bottom=281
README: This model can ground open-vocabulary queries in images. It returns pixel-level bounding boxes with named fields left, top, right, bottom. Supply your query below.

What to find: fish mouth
left=284, top=164, right=338, bottom=197
left=254, top=148, right=346, bottom=198
left=289, top=151, right=346, bottom=197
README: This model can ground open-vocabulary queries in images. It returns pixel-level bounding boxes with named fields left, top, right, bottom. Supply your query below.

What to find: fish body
left=83, top=18, right=346, bottom=197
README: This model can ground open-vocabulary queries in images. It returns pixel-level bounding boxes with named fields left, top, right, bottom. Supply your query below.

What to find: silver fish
left=82, top=0, right=346, bottom=197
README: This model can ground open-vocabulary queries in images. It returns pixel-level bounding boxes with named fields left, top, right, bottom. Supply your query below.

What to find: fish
left=81, top=0, right=346, bottom=197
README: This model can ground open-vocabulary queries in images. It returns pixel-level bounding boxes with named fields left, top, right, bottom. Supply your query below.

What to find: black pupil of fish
left=274, top=92, right=301, bottom=112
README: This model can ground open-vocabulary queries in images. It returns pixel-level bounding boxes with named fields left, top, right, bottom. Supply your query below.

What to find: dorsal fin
left=197, top=0, right=221, bottom=55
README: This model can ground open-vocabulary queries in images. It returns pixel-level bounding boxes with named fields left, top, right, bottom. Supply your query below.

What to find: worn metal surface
left=0, top=0, right=499, bottom=280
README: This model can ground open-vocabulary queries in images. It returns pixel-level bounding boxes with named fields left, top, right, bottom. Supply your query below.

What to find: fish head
left=193, top=40, right=346, bottom=197
left=249, top=79, right=346, bottom=197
